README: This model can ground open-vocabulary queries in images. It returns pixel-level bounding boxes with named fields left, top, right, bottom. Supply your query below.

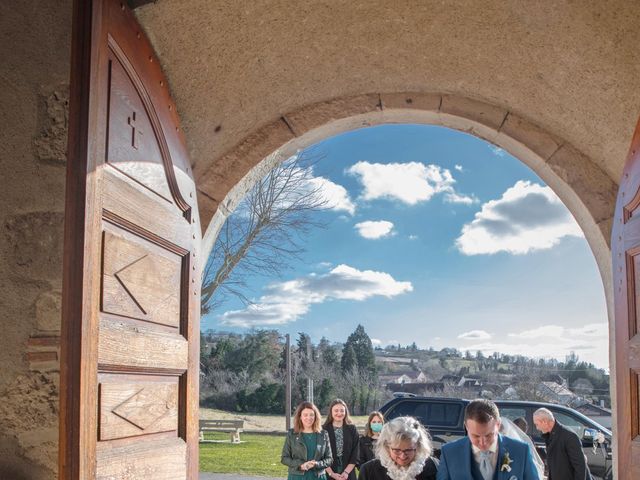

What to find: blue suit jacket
left=436, top=434, right=540, bottom=480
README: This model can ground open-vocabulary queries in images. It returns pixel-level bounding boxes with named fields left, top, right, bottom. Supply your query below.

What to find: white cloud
left=508, top=325, right=564, bottom=339
left=444, top=192, right=478, bottom=205
left=458, top=330, right=492, bottom=340
left=456, top=180, right=583, bottom=255
left=454, top=164, right=463, bottom=172
left=316, top=261, right=333, bottom=269
left=461, top=322, right=609, bottom=369
left=308, top=175, right=356, bottom=215
left=371, top=338, right=382, bottom=346
left=219, top=264, right=413, bottom=327
left=489, top=144, right=506, bottom=157
left=346, top=161, right=474, bottom=206
left=408, top=235, right=418, bottom=240
left=355, top=220, right=395, bottom=239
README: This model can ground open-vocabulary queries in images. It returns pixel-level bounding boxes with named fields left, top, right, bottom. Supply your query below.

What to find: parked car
left=378, top=396, right=612, bottom=480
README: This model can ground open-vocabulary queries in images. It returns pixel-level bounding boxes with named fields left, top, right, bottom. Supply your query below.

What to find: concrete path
left=200, top=474, right=284, bottom=480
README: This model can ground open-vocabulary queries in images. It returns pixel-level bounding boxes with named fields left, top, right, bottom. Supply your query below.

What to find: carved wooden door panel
left=613, top=117, right=640, bottom=480
left=60, top=1, right=200, bottom=478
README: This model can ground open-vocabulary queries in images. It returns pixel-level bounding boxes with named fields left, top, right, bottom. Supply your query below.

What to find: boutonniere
left=500, top=451, right=513, bottom=472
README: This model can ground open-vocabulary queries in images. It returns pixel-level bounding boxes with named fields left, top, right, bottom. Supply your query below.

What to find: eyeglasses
left=389, top=448, right=417, bottom=456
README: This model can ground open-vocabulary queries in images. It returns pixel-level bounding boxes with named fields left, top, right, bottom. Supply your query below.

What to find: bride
left=500, top=417, right=546, bottom=479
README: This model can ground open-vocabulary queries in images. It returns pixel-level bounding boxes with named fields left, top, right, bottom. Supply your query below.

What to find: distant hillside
left=374, top=346, right=610, bottom=408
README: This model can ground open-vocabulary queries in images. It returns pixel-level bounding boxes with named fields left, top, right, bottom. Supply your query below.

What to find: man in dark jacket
left=533, top=408, right=590, bottom=480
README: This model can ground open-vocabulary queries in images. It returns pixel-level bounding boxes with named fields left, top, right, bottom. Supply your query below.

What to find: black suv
left=379, top=396, right=612, bottom=480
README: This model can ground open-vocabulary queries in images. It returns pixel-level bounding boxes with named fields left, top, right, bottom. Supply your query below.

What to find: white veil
left=500, top=417, right=545, bottom=479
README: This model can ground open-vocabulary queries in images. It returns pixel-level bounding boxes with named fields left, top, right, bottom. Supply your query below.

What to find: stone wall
left=0, top=1, right=72, bottom=478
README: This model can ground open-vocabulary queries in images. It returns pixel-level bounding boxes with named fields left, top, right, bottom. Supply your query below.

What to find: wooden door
left=60, top=1, right=200, bottom=478
left=613, top=117, right=640, bottom=480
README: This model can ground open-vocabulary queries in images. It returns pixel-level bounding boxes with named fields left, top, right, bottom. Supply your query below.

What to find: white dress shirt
left=471, top=439, right=499, bottom=473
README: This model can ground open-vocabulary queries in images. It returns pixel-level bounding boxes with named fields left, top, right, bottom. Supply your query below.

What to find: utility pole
left=306, top=336, right=313, bottom=403
left=285, top=333, right=291, bottom=431
left=307, top=377, right=314, bottom=403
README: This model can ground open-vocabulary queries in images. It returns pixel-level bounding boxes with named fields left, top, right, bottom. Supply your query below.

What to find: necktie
left=478, top=450, right=493, bottom=480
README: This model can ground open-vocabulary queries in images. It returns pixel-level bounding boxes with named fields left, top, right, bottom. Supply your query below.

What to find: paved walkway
left=200, top=474, right=284, bottom=480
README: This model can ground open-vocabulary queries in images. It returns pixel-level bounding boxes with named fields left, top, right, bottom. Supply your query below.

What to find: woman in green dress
left=282, top=401, right=333, bottom=479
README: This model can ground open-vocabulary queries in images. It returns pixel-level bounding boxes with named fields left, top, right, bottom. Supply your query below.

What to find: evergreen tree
left=341, top=343, right=357, bottom=373
left=224, top=330, right=280, bottom=380
left=342, top=324, right=376, bottom=378
left=297, top=332, right=312, bottom=369
left=318, top=337, right=338, bottom=367
left=317, top=378, right=334, bottom=409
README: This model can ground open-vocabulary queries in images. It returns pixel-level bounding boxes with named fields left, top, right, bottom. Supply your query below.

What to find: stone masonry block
left=197, top=118, right=295, bottom=206
left=440, top=95, right=507, bottom=131
left=35, top=290, right=61, bottom=334
left=33, top=84, right=69, bottom=165
left=284, top=94, right=380, bottom=137
left=196, top=191, right=219, bottom=236
left=4, top=211, right=64, bottom=281
left=548, top=144, right=617, bottom=224
left=597, top=217, right=613, bottom=249
left=498, top=113, right=563, bottom=161
left=380, top=92, right=441, bottom=111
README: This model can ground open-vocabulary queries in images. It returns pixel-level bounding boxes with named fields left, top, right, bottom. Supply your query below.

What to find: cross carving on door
left=127, top=111, right=143, bottom=149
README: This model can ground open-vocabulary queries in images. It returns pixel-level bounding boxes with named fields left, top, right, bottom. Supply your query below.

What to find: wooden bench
left=199, top=419, right=244, bottom=444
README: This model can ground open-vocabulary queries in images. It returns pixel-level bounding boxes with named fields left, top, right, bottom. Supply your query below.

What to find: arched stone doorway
left=2, top=0, right=639, bottom=478
left=198, top=94, right=618, bottom=475
left=201, top=94, right=616, bottom=292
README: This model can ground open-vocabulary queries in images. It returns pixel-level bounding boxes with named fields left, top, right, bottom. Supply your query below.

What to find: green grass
left=199, top=432, right=288, bottom=476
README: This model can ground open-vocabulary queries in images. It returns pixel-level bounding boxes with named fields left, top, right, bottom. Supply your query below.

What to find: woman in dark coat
left=282, top=401, right=333, bottom=479
left=359, top=411, right=384, bottom=466
left=358, top=416, right=438, bottom=480
left=323, top=399, right=359, bottom=480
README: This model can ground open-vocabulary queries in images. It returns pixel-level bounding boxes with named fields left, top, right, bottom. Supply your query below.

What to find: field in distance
left=200, top=408, right=370, bottom=432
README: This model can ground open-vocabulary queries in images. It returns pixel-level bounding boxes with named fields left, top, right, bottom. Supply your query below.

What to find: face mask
left=371, top=423, right=383, bottom=433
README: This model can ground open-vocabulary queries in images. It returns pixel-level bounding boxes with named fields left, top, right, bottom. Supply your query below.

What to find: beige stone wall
left=0, top=1, right=71, bottom=478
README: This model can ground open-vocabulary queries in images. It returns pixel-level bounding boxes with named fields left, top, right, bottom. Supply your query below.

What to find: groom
left=437, top=399, right=540, bottom=480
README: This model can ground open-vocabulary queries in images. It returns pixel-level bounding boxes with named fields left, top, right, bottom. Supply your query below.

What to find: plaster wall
left=0, top=1, right=71, bottom=478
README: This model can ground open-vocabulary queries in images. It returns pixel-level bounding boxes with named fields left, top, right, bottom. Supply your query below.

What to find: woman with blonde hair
left=282, top=401, right=333, bottom=479
left=323, top=399, right=359, bottom=480
left=359, top=411, right=384, bottom=465
left=358, top=416, right=438, bottom=480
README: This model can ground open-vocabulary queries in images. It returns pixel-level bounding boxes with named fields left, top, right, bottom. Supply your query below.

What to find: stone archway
left=197, top=92, right=619, bottom=475
left=199, top=93, right=616, bottom=301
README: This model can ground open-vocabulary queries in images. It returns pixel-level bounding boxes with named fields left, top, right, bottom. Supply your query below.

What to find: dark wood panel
left=98, top=317, right=188, bottom=371
left=99, top=380, right=178, bottom=440
left=106, top=34, right=192, bottom=217
left=102, top=231, right=181, bottom=328
left=107, top=50, right=173, bottom=203
left=103, top=167, right=191, bottom=251
left=96, top=436, right=186, bottom=479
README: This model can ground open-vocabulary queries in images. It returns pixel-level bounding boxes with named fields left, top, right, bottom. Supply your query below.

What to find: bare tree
left=201, top=153, right=328, bottom=314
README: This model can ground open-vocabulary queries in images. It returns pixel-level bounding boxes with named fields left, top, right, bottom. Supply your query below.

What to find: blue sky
left=202, top=124, right=609, bottom=369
